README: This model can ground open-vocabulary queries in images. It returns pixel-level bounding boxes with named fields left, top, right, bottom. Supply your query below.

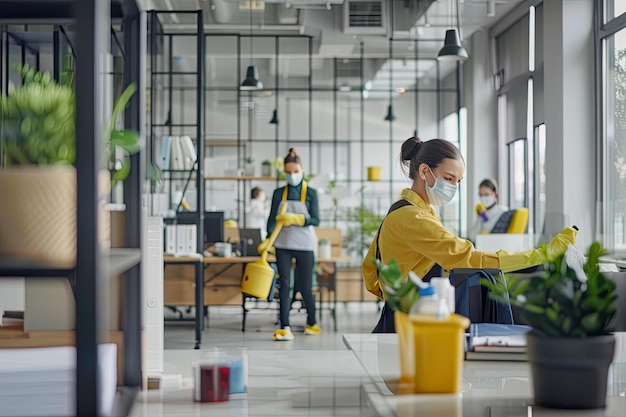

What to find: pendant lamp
left=269, top=109, right=278, bottom=124
left=240, top=8, right=263, bottom=90
left=437, top=29, right=468, bottom=61
left=437, top=0, right=468, bottom=62
left=241, top=65, right=263, bottom=90
left=384, top=104, right=395, bottom=121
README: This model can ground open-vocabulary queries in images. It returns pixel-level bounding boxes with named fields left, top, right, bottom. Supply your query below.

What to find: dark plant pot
left=526, top=331, right=615, bottom=409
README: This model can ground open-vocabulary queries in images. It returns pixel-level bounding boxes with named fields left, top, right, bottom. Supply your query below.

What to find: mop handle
left=260, top=203, right=288, bottom=263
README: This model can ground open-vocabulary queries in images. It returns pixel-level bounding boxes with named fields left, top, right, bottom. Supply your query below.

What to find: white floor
left=130, top=302, right=383, bottom=417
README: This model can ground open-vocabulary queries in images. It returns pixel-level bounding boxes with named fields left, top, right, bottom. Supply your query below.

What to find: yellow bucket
left=394, top=312, right=415, bottom=386
left=241, top=259, right=275, bottom=299
left=367, top=166, right=382, bottom=181
left=410, top=313, right=470, bottom=393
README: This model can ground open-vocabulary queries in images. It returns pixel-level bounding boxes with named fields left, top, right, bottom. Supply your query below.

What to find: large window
left=602, top=28, right=626, bottom=254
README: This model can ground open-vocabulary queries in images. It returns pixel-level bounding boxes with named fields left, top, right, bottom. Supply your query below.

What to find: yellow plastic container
left=410, top=313, right=470, bottom=394
left=367, top=166, right=382, bottom=181
left=394, top=312, right=414, bottom=385
left=240, top=259, right=275, bottom=299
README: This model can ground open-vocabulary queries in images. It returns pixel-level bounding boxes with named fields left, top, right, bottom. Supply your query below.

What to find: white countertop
left=343, top=333, right=626, bottom=417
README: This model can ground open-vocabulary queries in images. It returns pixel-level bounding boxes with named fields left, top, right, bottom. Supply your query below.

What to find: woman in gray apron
left=267, top=148, right=320, bottom=341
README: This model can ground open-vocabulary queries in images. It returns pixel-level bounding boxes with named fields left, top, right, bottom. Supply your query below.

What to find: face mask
left=286, top=172, right=303, bottom=187
left=480, top=195, right=495, bottom=208
left=423, top=166, right=457, bottom=206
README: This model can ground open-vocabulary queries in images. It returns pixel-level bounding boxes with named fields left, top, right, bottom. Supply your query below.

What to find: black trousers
left=275, top=248, right=316, bottom=327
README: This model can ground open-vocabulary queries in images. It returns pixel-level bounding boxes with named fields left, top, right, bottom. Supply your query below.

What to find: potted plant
left=261, top=159, right=272, bottom=177
left=0, top=65, right=140, bottom=266
left=483, top=241, right=618, bottom=409
left=318, top=238, right=331, bottom=259
left=243, top=156, right=255, bottom=176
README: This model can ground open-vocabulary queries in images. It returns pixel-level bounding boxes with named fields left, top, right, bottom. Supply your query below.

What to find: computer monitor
left=238, top=228, right=263, bottom=257
left=203, top=211, right=224, bottom=245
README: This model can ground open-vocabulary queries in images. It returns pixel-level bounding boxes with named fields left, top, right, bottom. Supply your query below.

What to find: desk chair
left=490, top=208, right=529, bottom=234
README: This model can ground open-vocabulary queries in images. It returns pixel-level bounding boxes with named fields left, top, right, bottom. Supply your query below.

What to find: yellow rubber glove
left=275, top=213, right=305, bottom=227
left=497, top=226, right=578, bottom=273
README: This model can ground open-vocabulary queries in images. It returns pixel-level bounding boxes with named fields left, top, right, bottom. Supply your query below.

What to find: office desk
left=343, top=333, right=626, bottom=416
left=163, top=255, right=203, bottom=349
left=316, top=256, right=352, bottom=331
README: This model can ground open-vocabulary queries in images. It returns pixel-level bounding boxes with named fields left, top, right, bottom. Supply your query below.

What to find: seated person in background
left=469, top=178, right=508, bottom=241
left=246, top=186, right=269, bottom=240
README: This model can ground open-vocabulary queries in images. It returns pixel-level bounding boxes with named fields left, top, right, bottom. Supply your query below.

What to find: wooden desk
left=316, top=256, right=352, bottom=331
left=163, top=255, right=203, bottom=349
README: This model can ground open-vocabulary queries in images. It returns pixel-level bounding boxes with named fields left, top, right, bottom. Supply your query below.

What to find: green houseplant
left=0, top=65, right=140, bottom=266
left=483, top=241, right=618, bottom=409
left=243, top=156, right=255, bottom=176
left=261, top=159, right=272, bottom=177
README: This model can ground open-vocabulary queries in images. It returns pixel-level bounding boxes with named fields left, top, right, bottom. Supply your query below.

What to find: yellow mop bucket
left=241, top=205, right=285, bottom=299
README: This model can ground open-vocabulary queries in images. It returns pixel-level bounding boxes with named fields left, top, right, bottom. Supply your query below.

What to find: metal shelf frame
left=0, top=1, right=144, bottom=416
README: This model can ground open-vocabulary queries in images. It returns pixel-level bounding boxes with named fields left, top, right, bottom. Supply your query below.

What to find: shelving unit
left=0, top=1, right=144, bottom=416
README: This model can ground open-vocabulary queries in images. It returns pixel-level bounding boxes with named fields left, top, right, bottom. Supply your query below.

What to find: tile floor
left=130, top=301, right=383, bottom=417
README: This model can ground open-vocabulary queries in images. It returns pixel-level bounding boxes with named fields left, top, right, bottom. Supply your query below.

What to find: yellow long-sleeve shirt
left=362, top=188, right=500, bottom=298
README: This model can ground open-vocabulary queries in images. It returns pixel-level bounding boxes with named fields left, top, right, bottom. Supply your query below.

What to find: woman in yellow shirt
left=362, top=137, right=577, bottom=332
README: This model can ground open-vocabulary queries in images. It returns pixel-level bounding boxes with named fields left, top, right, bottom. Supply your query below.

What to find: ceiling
left=146, top=0, right=526, bottom=92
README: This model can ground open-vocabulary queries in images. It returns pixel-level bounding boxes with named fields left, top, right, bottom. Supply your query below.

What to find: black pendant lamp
left=240, top=8, right=263, bottom=90
left=269, top=109, right=278, bottom=124
left=241, top=65, right=263, bottom=90
left=437, top=0, right=468, bottom=62
left=437, top=29, right=468, bottom=61
left=384, top=104, right=395, bottom=121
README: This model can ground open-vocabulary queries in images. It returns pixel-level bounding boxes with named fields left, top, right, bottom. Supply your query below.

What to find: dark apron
left=372, top=264, right=444, bottom=333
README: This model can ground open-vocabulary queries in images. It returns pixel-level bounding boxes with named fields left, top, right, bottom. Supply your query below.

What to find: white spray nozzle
left=408, top=271, right=429, bottom=289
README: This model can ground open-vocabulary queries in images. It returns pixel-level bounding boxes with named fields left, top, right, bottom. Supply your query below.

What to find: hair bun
left=401, top=136, right=422, bottom=161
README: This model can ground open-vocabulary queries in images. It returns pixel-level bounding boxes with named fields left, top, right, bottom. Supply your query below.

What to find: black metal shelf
left=0, top=258, right=74, bottom=277
left=109, top=248, right=141, bottom=278
left=110, top=386, right=140, bottom=417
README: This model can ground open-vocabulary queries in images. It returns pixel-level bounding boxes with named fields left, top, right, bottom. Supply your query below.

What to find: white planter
left=244, top=165, right=256, bottom=176
left=261, top=164, right=272, bottom=177
left=319, top=241, right=332, bottom=259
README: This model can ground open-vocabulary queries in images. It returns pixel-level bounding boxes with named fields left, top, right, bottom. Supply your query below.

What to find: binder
left=159, top=136, right=172, bottom=170
left=176, top=225, right=186, bottom=254
left=185, top=225, right=197, bottom=254
left=180, top=136, right=197, bottom=170
left=165, top=225, right=177, bottom=254
left=170, top=136, right=185, bottom=171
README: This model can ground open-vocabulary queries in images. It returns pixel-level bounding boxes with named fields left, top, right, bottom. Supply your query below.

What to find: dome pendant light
left=241, top=65, right=263, bottom=90
left=240, top=8, right=263, bottom=90
left=384, top=104, right=395, bottom=121
left=437, top=0, right=468, bottom=62
left=437, top=29, right=468, bottom=61
left=269, top=109, right=278, bottom=124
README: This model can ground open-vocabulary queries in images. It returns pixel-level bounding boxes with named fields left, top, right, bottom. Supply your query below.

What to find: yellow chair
left=490, top=208, right=529, bottom=234
left=507, top=207, right=529, bottom=233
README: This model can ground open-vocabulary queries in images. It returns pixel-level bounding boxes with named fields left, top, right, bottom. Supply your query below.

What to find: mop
left=240, top=204, right=287, bottom=299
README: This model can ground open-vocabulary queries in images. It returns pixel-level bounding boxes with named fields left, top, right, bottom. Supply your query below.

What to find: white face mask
left=480, top=195, right=495, bottom=208
left=286, top=172, right=303, bottom=187
left=423, top=166, right=457, bottom=206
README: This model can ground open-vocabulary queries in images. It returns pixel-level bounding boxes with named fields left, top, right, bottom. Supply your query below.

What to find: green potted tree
left=261, top=159, right=272, bottom=177
left=0, top=65, right=140, bottom=266
left=243, top=156, right=255, bottom=176
left=483, top=241, right=618, bottom=409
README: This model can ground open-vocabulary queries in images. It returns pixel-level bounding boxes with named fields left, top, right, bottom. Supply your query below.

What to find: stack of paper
left=465, top=323, right=531, bottom=361
left=0, top=344, right=117, bottom=416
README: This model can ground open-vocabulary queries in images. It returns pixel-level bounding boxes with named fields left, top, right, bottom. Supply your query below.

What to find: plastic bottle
left=429, top=277, right=455, bottom=313
left=410, top=285, right=450, bottom=319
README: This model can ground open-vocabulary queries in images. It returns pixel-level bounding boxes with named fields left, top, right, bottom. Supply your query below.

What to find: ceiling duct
left=343, top=0, right=387, bottom=35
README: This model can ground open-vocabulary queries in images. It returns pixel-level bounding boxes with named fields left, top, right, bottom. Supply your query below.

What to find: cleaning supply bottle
left=410, top=285, right=450, bottom=319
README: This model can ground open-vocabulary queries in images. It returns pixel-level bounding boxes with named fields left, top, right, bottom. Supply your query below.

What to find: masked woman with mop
left=266, top=148, right=321, bottom=341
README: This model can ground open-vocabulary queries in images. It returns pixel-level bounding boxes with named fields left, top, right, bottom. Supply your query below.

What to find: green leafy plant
left=1, top=65, right=75, bottom=165
left=0, top=64, right=145, bottom=185
left=483, top=242, right=617, bottom=337
left=262, top=159, right=271, bottom=166
left=372, top=258, right=421, bottom=314
left=244, top=156, right=255, bottom=164
left=343, top=204, right=384, bottom=257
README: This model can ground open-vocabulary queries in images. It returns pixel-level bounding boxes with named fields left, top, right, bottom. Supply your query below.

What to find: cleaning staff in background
left=362, top=137, right=577, bottom=333
left=267, top=148, right=321, bottom=341
left=246, top=186, right=269, bottom=240
left=468, top=178, right=508, bottom=241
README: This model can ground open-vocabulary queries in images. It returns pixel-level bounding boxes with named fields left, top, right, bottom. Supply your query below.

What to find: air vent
left=343, top=0, right=388, bottom=35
